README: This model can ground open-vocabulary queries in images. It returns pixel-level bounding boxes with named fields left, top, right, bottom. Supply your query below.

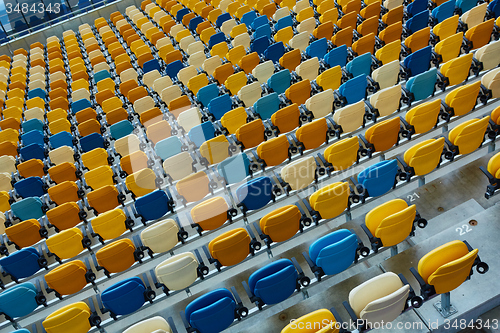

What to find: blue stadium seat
left=78, top=0, right=93, bottom=10
left=134, top=189, right=173, bottom=222
left=245, top=259, right=300, bottom=307
left=80, top=133, right=106, bottom=153
left=184, top=288, right=245, bottom=333
left=267, top=69, right=291, bottom=94
left=254, top=93, right=280, bottom=120
left=94, top=70, right=111, bottom=83
left=11, top=330, right=31, bottom=333
left=404, top=67, right=437, bottom=105
left=402, top=45, right=432, bottom=77
left=275, top=15, right=293, bottom=31
left=208, top=94, right=232, bottom=119
left=216, top=13, right=231, bottom=27
left=252, top=15, right=269, bottom=30
left=189, top=16, right=204, bottom=31
left=11, top=197, right=45, bottom=221
left=236, top=176, right=274, bottom=214
left=306, top=38, right=328, bottom=59
left=241, top=11, right=257, bottom=28
left=406, top=0, right=428, bottom=17
left=431, top=0, right=455, bottom=23
left=155, top=136, right=183, bottom=160
left=28, top=88, right=46, bottom=100
left=488, top=0, right=500, bottom=18
left=188, top=122, right=216, bottom=146
left=50, top=131, right=74, bottom=149
left=264, top=42, right=285, bottom=63
left=109, top=120, right=134, bottom=140
left=197, top=83, right=220, bottom=108
left=405, top=10, right=430, bottom=34
left=101, top=277, right=151, bottom=317
left=166, top=60, right=185, bottom=80
left=251, top=36, right=270, bottom=55
left=22, top=119, right=44, bottom=133
left=176, top=7, right=190, bottom=22
left=306, top=229, right=360, bottom=277
left=209, top=32, right=226, bottom=48
left=21, top=130, right=45, bottom=146
left=217, top=153, right=251, bottom=185
left=324, top=45, right=348, bottom=68
left=0, top=247, right=46, bottom=281
left=338, top=74, right=367, bottom=105
left=456, top=0, right=476, bottom=13
left=20, top=143, right=46, bottom=161
left=357, top=159, right=399, bottom=198
left=0, top=282, right=44, bottom=319
left=345, top=52, right=372, bottom=77
left=72, top=98, right=93, bottom=114
left=143, top=59, right=161, bottom=73
left=14, top=176, right=45, bottom=198
left=254, top=24, right=272, bottom=40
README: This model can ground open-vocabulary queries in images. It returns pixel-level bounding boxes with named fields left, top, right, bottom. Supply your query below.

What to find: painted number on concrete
left=407, top=192, right=420, bottom=202
left=456, top=224, right=472, bottom=236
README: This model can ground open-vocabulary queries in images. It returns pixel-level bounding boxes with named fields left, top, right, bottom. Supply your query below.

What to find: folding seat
left=356, top=16, right=379, bottom=37
left=331, top=100, right=366, bottom=135
left=345, top=52, right=372, bottom=78
left=330, top=27, right=354, bottom=47
left=125, top=168, right=158, bottom=199
left=433, top=32, right=463, bottom=66
left=355, top=159, right=399, bottom=200
left=87, top=185, right=123, bottom=215
left=278, top=48, right=301, bottom=73
left=175, top=171, right=212, bottom=204
left=244, top=258, right=309, bottom=309
left=460, top=3, right=487, bottom=29
left=183, top=288, right=248, bottom=332
left=352, top=33, right=376, bottom=56
left=398, top=137, right=446, bottom=180
left=134, top=189, right=174, bottom=222
left=304, top=229, right=362, bottom=279
left=0, top=247, right=47, bottom=281
left=44, top=259, right=95, bottom=297
left=14, top=176, right=46, bottom=199
left=367, top=84, right=401, bottom=120
left=360, top=117, right=401, bottom=156
left=236, top=176, right=275, bottom=214
left=374, top=40, right=401, bottom=65
left=405, top=10, right=429, bottom=35
left=314, top=21, right=335, bottom=40
left=5, top=218, right=47, bottom=249
left=85, top=165, right=116, bottom=190
left=94, top=238, right=139, bottom=276
left=343, top=272, right=412, bottom=329
left=431, top=14, right=459, bottom=43
left=48, top=180, right=83, bottom=206
left=431, top=0, right=455, bottom=24
left=120, top=151, right=149, bottom=177
left=285, top=79, right=311, bottom=106
left=338, top=74, right=368, bottom=106
left=252, top=135, right=292, bottom=169
left=42, top=301, right=98, bottom=333
left=275, top=26, right=294, bottom=46
left=47, top=162, right=80, bottom=185
left=382, top=5, right=404, bottom=26
left=403, top=68, right=437, bottom=106
left=46, top=225, right=88, bottom=260
left=473, top=40, right=500, bottom=75
left=441, top=81, right=481, bottom=120
left=124, top=316, right=174, bottom=333
left=411, top=240, right=487, bottom=309
left=464, top=18, right=494, bottom=52
left=444, top=116, right=489, bottom=159
left=80, top=133, right=107, bottom=153
left=0, top=281, right=45, bottom=319
left=438, top=53, right=473, bottom=90
left=362, top=198, right=420, bottom=252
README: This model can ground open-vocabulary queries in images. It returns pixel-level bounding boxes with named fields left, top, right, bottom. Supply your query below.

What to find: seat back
left=281, top=156, right=317, bottom=190
left=260, top=205, right=301, bottom=242
left=403, top=45, right=431, bottom=77
left=101, top=277, right=146, bottom=315
left=349, top=272, right=409, bottom=324
left=309, top=229, right=358, bottom=275
left=191, top=196, right=229, bottom=231
left=309, top=182, right=350, bottom=219
left=364, top=117, right=401, bottom=152
left=418, top=240, right=478, bottom=294
left=46, top=227, right=84, bottom=259
left=449, top=117, right=489, bottom=154
left=404, top=138, right=446, bottom=176
left=95, top=238, right=136, bottom=273
left=249, top=258, right=298, bottom=304
left=155, top=252, right=199, bottom=290
left=444, top=81, right=481, bottom=117
left=369, top=84, right=401, bottom=117
left=405, top=98, right=441, bottom=133
left=176, top=171, right=210, bottom=203
left=209, top=228, right=251, bottom=266
left=141, top=218, right=180, bottom=253
left=185, top=288, right=236, bottom=332
left=440, top=53, right=473, bottom=86
left=357, top=159, right=399, bottom=197
left=332, top=100, right=366, bottom=132
left=124, top=316, right=172, bottom=333
left=45, top=260, right=88, bottom=295
left=42, top=302, right=92, bottom=333
left=406, top=67, right=437, bottom=101
left=0, top=282, right=38, bottom=318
